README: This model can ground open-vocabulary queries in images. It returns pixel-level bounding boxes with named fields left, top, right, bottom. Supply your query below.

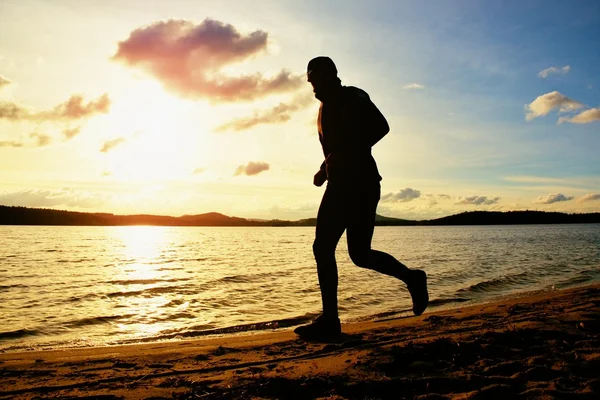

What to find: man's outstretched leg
left=346, top=183, right=429, bottom=316
left=295, top=185, right=345, bottom=340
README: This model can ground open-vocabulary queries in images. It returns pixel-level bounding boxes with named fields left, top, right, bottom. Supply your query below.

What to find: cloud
left=0, top=93, right=111, bottom=122
left=402, top=83, right=424, bottom=90
left=381, top=188, right=421, bottom=203
left=215, top=94, right=313, bottom=132
left=0, top=128, right=78, bottom=148
left=557, top=107, right=600, bottom=124
left=29, top=132, right=52, bottom=147
left=100, top=137, right=126, bottom=152
left=0, top=188, right=105, bottom=208
left=456, top=196, right=500, bottom=205
left=534, top=193, right=574, bottom=204
left=0, top=140, right=24, bottom=148
left=537, top=65, right=571, bottom=78
left=192, top=167, right=206, bottom=174
left=578, top=193, right=600, bottom=202
left=0, top=75, right=11, bottom=88
left=438, top=194, right=451, bottom=199
left=525, top=91, right=583, bottom=121
left=113, top=18, right=303, bottom=102
left=50, top=94, right=110, bottom=120
left=63, top=126, right=82, bottom=140
left=234, top=161, right=270, bottom=176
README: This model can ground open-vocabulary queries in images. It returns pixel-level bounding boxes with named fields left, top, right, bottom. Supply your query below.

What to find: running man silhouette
left=294, top=56, right=429, bottom=341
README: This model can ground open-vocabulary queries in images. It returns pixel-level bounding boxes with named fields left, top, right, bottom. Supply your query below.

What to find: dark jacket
left=317, top=86, right=389, bottom=184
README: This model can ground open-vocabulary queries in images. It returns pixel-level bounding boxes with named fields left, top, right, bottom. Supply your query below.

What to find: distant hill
left=0, top=205, right=599, bottom=227
left=421, top=210, right=600, bottom=225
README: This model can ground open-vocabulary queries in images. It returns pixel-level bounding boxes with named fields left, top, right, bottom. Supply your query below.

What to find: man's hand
left=313, top=169, right=327, bottom=187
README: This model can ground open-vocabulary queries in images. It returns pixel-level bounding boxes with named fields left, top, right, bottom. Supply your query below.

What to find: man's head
left=307, top=56, right=341, bottom=102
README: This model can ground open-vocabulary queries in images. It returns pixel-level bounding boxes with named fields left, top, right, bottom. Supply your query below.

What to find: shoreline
left=2, top=282, right=593, bottom=355
left=1, top=283, right=598, bottom=399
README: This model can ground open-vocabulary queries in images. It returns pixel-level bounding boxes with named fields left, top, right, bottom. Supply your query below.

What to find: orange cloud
left=0, top=75, right=11, bottom=88
left=0, top=94, right=110, bottom=122
left=29, top=132, right=52, bottom=147
left=234, top=161, right=270, bottom=176
left=0, top=140, right=24, bottom=148
left=100, top=137, right=126, bottom=153
left=215, top=94, right=314, bottom=132
left=63, top=126, right=82, bottom=140
left=113, top=19, right=302, bottom=102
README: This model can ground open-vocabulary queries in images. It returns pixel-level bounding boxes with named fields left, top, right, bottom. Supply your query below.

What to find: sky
left=1, top=0, right=599, bottom=220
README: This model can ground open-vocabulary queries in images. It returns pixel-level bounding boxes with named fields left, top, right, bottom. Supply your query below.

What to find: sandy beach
left=1, top=284, right=598, bottom=399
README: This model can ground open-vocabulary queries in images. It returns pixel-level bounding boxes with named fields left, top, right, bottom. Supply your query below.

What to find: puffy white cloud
left=381, top=188, right=421, bottom=203
left=402, top=83, right=424, bottom=90
left=534, top=193, right=574, bottom=204
left=579, top=193, right=600, bottom=202
left=537, top=65, right=571, bottom=78
left=456, top=196, right=500, bottom=206
left=557, top=107, right=600, bottom=124
left=525, top=91, right=583, bottom=121
left=234, top=161, right=270, bottom=176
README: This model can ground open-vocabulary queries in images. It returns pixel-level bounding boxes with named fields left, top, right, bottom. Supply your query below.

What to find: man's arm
left=346, top=88, right=390, bottom=147
left=364, top=99, right=389, bottom=146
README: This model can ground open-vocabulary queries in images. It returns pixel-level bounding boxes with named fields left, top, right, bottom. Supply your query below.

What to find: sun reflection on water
left=112, top=226, right=180, bottom=338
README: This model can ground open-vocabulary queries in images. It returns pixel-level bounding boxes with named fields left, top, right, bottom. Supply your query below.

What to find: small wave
left=115, top=314, right=317, bottom=345
left=213, top=271, right=276, bottom=285
left=428, top=297, right=470, bottom=307
left=456, top=272, right=534, bottom=296
left=0, top=328, right=41, bottom=340
left=146, top=259, right=178, bottom=265
left=0, top=283, right=28, bottom=292
left=104, top=277, right=190, bottom=285
left=57, top=258, right=97, bottom=263
left=160, top=299, right=188, bottom=308
left=64, top=292, right=100, bottom=303
left=553, top=267, right=600, bottom=289
left=157, top=266, right=185, bottom=271
left=155, top=312, right=196, bottom=322
left=64, top=314, right=134, bottom=328
left=106, top=284, right=193, bottom=298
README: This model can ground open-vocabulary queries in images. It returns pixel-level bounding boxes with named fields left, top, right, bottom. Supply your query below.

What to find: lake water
left=1, top=224, right=599, bottom=352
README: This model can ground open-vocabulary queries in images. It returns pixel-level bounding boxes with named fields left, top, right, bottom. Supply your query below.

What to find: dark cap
left=307, top=56, right=337, bottom=81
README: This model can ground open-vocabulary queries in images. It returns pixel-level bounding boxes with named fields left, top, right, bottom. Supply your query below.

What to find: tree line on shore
left=1, top=205, right=599, bottom=227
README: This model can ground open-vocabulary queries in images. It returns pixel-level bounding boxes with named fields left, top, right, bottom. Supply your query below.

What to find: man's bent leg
left=346, top=183, right=411, bottom=282
left=346, top=183, right=429, bottom=315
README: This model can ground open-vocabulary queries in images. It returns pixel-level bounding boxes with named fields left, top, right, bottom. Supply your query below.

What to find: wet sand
left=1, top=284, right=598, bottom=399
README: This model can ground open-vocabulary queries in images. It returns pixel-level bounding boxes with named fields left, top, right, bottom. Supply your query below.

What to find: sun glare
left=103, top=80, right=211, bottom=182
left=123, top=225, right=165, bottom=255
